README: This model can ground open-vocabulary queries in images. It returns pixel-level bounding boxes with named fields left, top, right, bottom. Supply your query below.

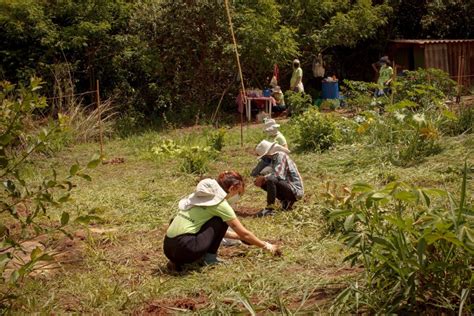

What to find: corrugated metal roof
left=390, top=39, right=474, bottom=45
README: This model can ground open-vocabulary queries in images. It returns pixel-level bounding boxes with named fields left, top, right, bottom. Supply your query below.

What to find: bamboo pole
left=96, top=80, right=104, bottom=158
left=224, top=0, right=246, bottom=147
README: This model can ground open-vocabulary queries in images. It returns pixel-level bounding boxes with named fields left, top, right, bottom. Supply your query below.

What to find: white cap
left=178, top=179, right=227, bottom=210
left=263, top=118, right=280, bottom=133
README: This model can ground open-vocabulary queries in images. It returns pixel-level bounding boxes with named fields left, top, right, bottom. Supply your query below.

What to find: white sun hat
left=255, top=140, right=290, bottom=159
left=263, top=118, right=280, bottom=133
left=272, top=86, right=282, bottom=93
left=178, top=179, right=227, bottom=210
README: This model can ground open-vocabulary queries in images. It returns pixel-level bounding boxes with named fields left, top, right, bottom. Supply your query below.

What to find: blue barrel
left=321, top=81, right=339, bottom=99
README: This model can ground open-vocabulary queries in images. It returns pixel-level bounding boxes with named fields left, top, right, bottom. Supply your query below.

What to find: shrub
left=329, top=165, right=473, bottom=314
left=0, top=78, right=99, bottom=311
left=207, top=128, right=226, bottom=151
left=178, top=146, right=216, bottom=175
left=151, top=140, right=216, bottom=174
left=285, top=90, right=313, bottom=116
left=341, top=80, right=380, bottom=110
left=397, top=68, right=457, bottom=99
left=293, top=108, right=337, bottom=152
left=392, top=68, right=456, bottom=110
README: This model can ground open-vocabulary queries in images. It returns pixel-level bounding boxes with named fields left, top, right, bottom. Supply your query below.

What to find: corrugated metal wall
left=425, top=42, right=473, bottom=87
left=390, top=40, right=474, bottom=87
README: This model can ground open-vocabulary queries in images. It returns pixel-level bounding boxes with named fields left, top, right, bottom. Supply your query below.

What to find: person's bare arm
left=226, top=218, right=266, bottom=248
left=372, top=63, right=379, bottom=74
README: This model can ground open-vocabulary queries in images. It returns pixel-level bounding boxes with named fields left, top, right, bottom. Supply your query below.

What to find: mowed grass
left=11, top=121, right=473, bottom=314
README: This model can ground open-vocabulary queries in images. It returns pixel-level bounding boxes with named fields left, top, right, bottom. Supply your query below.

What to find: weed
left=329, top=165, right=473, bottom=314
left=207, top=128, right=227, bottom=151
left=178, top=146, right=216, bottom=174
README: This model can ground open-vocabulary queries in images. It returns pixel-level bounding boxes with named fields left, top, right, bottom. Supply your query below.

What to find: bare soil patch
left=234, top=205, right=261, bottom=217
left=135, top=294, right=209, bottom=315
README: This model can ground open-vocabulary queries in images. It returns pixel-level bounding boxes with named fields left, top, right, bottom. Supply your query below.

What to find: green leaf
left=10, top=270, right=20, bottom=284
left=372, top=236, right=394, bottom=250
left=58, top=193, right=70, bottom=203
left=61, top=212, right=70, bottom=226
left=30, top=247, right=43, bottom=261
left=77, top=173, right=92, bottom=181
left=69, top=164, right=80, bottom=176
left=344, top=214, right=355, bottom=231
left=416, top=238, right=426, bottom=266
left=328, top=209, right=353, bottom=220
left=352, top=183, right=373, bottom=193
left=0, top=253, right=12, bottom=268
left=75, top=215, right=102, bottom=224
left=37, top=254, right=54, bottom=262
left=87, top=154, right=102, bottom=169
left=0, top=223, right=8, bottom=237
left=394, top=191, right=418, bottom=202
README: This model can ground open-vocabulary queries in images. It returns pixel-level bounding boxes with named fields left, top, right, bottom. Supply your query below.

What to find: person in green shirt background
left=290, top=59, right=304, bottom=92
left=374, top=56, right=393, bottom=97
left=164, top=171, right=280, bottom=271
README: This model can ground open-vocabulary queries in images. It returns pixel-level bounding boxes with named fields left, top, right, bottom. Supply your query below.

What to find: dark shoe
left=280, top=200, right=295, bottom=211
left=255, top=208, right=275, bottom=217
left=203, top=253, right=225, bottom=266
left=166, top=261, right=181, bottom=272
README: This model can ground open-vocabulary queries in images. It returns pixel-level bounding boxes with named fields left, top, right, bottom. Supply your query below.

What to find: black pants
left=262, top=175, right=297, bottom=207
left=163, top=217, right=228, bottom=265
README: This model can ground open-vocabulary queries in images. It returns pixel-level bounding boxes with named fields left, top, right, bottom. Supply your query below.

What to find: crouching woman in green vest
left=164, top=171, right=279, bottom=270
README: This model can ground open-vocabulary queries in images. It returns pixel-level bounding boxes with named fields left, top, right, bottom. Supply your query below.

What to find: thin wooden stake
left=96, top=80, right=104, bottom=157
left=224, top=0, right=246, bottom=147
left=456, top=55, right=463, bottom=103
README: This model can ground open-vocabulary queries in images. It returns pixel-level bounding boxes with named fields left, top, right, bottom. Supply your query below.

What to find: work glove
left=263, top=241, right=282, bottom=256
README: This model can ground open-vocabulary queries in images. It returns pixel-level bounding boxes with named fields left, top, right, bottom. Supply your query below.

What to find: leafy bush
left=391, top=68, right=456, bottom=110
left=152, top=140, right=216, bottom=174
left=151, top=139, right=182, bottom=156
left=397, top=68, right=457, bottom=99
left=207, top=128, right=226, bottom=151
left=329, top=165, right=473, bottom=314
left=319, top=99, right=340, bottom=111
left=0, top=78, right=99, bottom=311
left=342, top=80, right=380, bottom=110
left=178, top=146, right=216, bottom=175
left=293, top=108, right=337, bottom=152
left=285, top=91, right=313, bottom=116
